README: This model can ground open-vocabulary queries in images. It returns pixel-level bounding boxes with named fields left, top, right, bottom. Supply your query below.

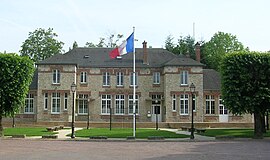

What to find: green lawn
left=75, top=128, right=190, bottom=139
left=199, top=129, right=270, bottom=138
left=3, top=127, right=56, bottom=137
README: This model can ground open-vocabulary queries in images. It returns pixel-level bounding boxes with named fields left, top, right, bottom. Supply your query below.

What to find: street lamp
left=189, top=83, right=196, bottom=139
left=71, top=82, right=77, bottom=138
left=87, top=98, right=90, bottom=130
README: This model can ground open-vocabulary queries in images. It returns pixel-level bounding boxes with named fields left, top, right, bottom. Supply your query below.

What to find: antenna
left=193, top=22, right=195, bottom=41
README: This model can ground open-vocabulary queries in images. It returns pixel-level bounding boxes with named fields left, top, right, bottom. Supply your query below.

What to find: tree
left=221, top=51, right=270, bottom=138
left=0, top=54, right=35, bottom=136
left=201, top=31, right=246, bottom=71
left=85, top=33, right=123, bottom=48
left=72, top=41, right=78, bottom=49
left=20, top=28, right=64, bottom=63
left=165, top=35, right=197, bottom=60
left=164, top=35, right=175, bottom=53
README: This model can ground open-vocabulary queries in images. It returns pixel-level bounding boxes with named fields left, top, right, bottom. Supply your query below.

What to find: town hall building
left=5, top=42, right=253, bottom=128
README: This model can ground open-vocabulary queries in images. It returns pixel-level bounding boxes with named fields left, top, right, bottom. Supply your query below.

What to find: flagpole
left=132, top=27, right=136, bottom=138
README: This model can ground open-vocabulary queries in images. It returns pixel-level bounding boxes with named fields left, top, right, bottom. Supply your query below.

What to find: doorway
left=151, top=105, right=161, bottom=122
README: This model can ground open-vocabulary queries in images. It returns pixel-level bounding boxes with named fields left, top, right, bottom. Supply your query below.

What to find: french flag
left=109, top=32, right=134, bottom=59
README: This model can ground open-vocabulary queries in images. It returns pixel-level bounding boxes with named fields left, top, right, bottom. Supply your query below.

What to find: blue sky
left=1, top=0, right=270, bottom=53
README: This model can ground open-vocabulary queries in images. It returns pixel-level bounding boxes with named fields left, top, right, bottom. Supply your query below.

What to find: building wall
left=36, top=64, right=76, bottom=122
left=164, top=66, right=204, bottom=122
left=76, top=67, right=164, bottom=122
left=10, top=63, right=253, bottom=124
left=203, top=91, right=253, bottom=123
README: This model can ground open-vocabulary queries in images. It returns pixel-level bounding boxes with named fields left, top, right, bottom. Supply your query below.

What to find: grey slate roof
left=38, top=47, right=204, bottom=68
left=203, top=69, right=221, bottom=91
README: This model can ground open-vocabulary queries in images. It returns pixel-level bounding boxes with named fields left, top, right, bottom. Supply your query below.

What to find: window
left=128, top=95, right=139, bottom=114
left=180, top=70, right=188, bottom=85
left=153, top=72, right=160, bottom=84
left=78, top=94, right=88, bottom=114
left=116, top=72, right=124, bottom=86
left=103, top=72, right=110, bottom=86
left=51, top=92, right=60, bottom=114
left=80, top=72, right=87, bottom=83
left=172, top=94, right=176, bottom=111
left=219, top=97, right=228, bottom=115
left=64, top=93, right=68, bottom=110
left=180, top=94, right=189, bottom=115
left=101, top=95, right=111, bottom=114
left=52, top=69, right=60, bottom=84
left=115, top=95, right=125, bottom=114
left=44, top=93, right=48, bottom=110
left=206, top=95, right=215, bottom=114
left=130, top=72, right=138, bottom=86
left=25, top=94, right=34, bottom=113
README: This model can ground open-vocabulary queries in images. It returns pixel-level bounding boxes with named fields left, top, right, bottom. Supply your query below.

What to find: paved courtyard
left=0, top=139, right=269, bottom=160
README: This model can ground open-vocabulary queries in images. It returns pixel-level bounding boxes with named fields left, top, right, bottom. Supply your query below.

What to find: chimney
left=142, top=41, right=148, bottom=65
left=195, top=42, right=201, bottom=62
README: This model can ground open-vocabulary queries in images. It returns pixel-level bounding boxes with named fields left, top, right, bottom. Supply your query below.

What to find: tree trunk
left=262, top=114, right=266, bottom=133
left=0, top=114, right=3, bottom=137
left=254, top=112, right=264, bottom=139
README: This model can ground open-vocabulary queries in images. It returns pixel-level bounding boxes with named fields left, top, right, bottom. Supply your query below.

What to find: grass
left=199, top=129, right=270, bottom=138
left=75, top=128, right=190, bottom=139
left=3, top=127, right=56, bottom=137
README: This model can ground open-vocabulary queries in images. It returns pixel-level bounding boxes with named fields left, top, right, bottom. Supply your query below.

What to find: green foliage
left=20, top=28, right=64, bottom=63
left=165, top=35, right=197, bottom=60
left=201, top=31, right=246, bottom=71
left=75, top=128, right=189, bottom=138
left=0, top=54, right=35, bottom=116
left=221, top=51, right=270, bottom=115
left=4, top=127, right=56, bottom=136
left=0, top=54, right=34, bottom=136
left=72, top=41, right=78, bottom=49
left=85, top=33, right=123, bottom=48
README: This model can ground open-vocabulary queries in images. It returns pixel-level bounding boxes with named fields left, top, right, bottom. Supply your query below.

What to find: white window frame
left=44, top=93, right=48, bottom=110
left=25, top=94, right=34, bottom=113
left=103, top=72, right=110, bottom=86
left=219, top=97, right=228, bottom=115
left=116, top=72, right=124, bottom=86
left=78, top=94, right=88, bottom=114
left=80, top=71, right=87, bottom=83
left=206, top=95, right=215, bottom=114
left=180, top=94, right=189, bottom=115
left=115, top=95, right=125, bottom=115
left=64, top=93, right=68, bottom=110
left=128, top=95, right=139, bottom=114
left=153, top=72, right=160, bottom=84
left=51, top=92, right=60, bottom=114
left=172, top=94, right=176, bottom=112
left=180, top=70, right=188, bottom=86
left=52, top=69, right=60, bottom=84
left=130, top=72, right=138, bottom=86
left=101, top=95, right=111, bottom=114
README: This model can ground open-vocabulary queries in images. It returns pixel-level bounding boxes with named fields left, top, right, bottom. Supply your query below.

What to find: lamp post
left=189, top=83, right=196, bottom=139
left=87, top=98, right=90, bottom=130
left=12, top=115, right=15, bottom=128
left=71, top=82, right=77, bottom=138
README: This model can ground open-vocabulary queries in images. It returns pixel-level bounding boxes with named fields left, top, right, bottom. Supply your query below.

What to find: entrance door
left=219, top=98, right=228, bottom=122
left=151, top=105, right=161, bottom=122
